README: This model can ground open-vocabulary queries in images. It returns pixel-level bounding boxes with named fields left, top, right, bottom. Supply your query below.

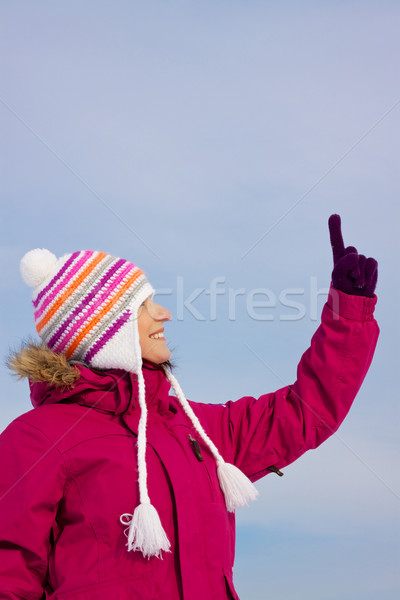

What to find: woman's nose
left=150, top=302, right=172, bottom=322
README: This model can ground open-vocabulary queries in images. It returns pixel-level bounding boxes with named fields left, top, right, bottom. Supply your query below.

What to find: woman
left=0, top=215, right=379, bottom=599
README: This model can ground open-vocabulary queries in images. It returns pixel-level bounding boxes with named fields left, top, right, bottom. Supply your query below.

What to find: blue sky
left=1, top=1, right=399, bottom=598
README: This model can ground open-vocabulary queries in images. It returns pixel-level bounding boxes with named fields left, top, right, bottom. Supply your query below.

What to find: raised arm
left=193, top=215, right=379, bottom=481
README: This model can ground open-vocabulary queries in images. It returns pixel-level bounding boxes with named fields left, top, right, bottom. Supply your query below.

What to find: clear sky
left=1, top=1, right=399, bottom=598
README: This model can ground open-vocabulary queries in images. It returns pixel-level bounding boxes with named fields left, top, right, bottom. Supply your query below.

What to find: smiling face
left=137, top=297, right=172, bottom=364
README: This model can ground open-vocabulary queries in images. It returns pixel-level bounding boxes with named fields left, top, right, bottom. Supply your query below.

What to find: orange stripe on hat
left=64, top=267, right=143, bottom=359
left=36, top=252, right=108, bottom=334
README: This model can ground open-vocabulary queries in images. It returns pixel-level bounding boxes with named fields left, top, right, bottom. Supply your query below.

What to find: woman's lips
left=149, top=328, right=165, bottom=340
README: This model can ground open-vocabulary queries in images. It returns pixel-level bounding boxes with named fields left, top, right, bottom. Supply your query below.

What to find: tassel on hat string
left=164, top=370, right=259, bottom=512
left=119, top=310, right=171, bottom=559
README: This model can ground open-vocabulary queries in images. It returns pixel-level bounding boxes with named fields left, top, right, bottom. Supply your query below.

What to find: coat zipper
left=267, top=465, right=284, bottom=477
left=188, top=434, right=216, bottom=501
left=189, top=434, right=203, bottom=461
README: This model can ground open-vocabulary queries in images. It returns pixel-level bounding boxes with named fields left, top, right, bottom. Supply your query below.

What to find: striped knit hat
left=20, top=248, right=259, bottom=560
left=20, top=248, right=153, bottom=372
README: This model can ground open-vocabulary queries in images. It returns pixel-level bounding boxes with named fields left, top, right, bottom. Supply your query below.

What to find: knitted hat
left=20, top=248, right=259, bottom=559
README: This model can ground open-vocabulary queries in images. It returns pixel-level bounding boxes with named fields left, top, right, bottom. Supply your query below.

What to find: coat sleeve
left=0, top=417, right=66, bottom=599
left=192, top=286, right=379, bottom=482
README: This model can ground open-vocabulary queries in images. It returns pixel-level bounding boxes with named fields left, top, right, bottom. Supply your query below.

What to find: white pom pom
left=217, top=462, right=259, bottom=512
left=120, top=503, right=171, bottom=559
left=20, top=248, right=58, bottom=288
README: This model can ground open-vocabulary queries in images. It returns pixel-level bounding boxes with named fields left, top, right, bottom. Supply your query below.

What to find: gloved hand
left=328, top=214, right=378, bottom=297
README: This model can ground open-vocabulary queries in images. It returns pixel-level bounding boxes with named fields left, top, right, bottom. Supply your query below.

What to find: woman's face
left=137, top=297, right=172, bottom=364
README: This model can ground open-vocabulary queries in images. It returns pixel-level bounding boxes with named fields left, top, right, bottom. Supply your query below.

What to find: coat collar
left=30, top=361, right=172, bottom=417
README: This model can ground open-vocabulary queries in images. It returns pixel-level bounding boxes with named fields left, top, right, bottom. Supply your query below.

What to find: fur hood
left=7, top=341, right=169, bottom=415
left=7, top=341, right=81, bottom=388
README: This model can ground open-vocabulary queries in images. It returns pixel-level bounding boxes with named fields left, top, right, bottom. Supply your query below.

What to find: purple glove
left=328, top=214, right=378, bottom=297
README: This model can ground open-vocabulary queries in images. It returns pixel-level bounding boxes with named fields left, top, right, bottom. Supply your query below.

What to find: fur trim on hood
left=7, top=341, right=80, bottom=388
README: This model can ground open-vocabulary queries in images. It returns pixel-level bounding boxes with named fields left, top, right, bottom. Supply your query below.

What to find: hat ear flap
left=89, top=309, right=142, bottom=374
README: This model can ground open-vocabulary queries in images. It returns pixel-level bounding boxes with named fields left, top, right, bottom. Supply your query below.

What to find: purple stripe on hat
left=33, top=251, right=81, bottom=308
left=47, top=258, right=127, bottom=350
left=52, top=262, right=135, bottom=353
left=84, top=310, right=131, bottom=364
left=34, top=250, right=94, bottom=321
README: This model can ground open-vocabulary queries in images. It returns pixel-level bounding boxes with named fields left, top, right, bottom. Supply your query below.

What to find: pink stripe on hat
left=52, top=262, right=135, bottom=353
left=34, top=251, right=94, bottom=321
left=33, top=252, right=80, bottom=308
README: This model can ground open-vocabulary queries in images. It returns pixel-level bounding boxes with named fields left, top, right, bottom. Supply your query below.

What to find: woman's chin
left=143, top=348, right=171, bottom=365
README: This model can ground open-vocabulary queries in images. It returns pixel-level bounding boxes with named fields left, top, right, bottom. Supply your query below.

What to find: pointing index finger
left=328, top=214, right=345, bottom=264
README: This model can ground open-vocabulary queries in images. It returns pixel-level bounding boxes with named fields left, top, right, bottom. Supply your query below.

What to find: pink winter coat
left=0, top=287, right=379, bottom=599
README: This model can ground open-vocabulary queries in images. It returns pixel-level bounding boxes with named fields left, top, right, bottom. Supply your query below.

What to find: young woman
left=0, top=215, right=379, bottom=599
